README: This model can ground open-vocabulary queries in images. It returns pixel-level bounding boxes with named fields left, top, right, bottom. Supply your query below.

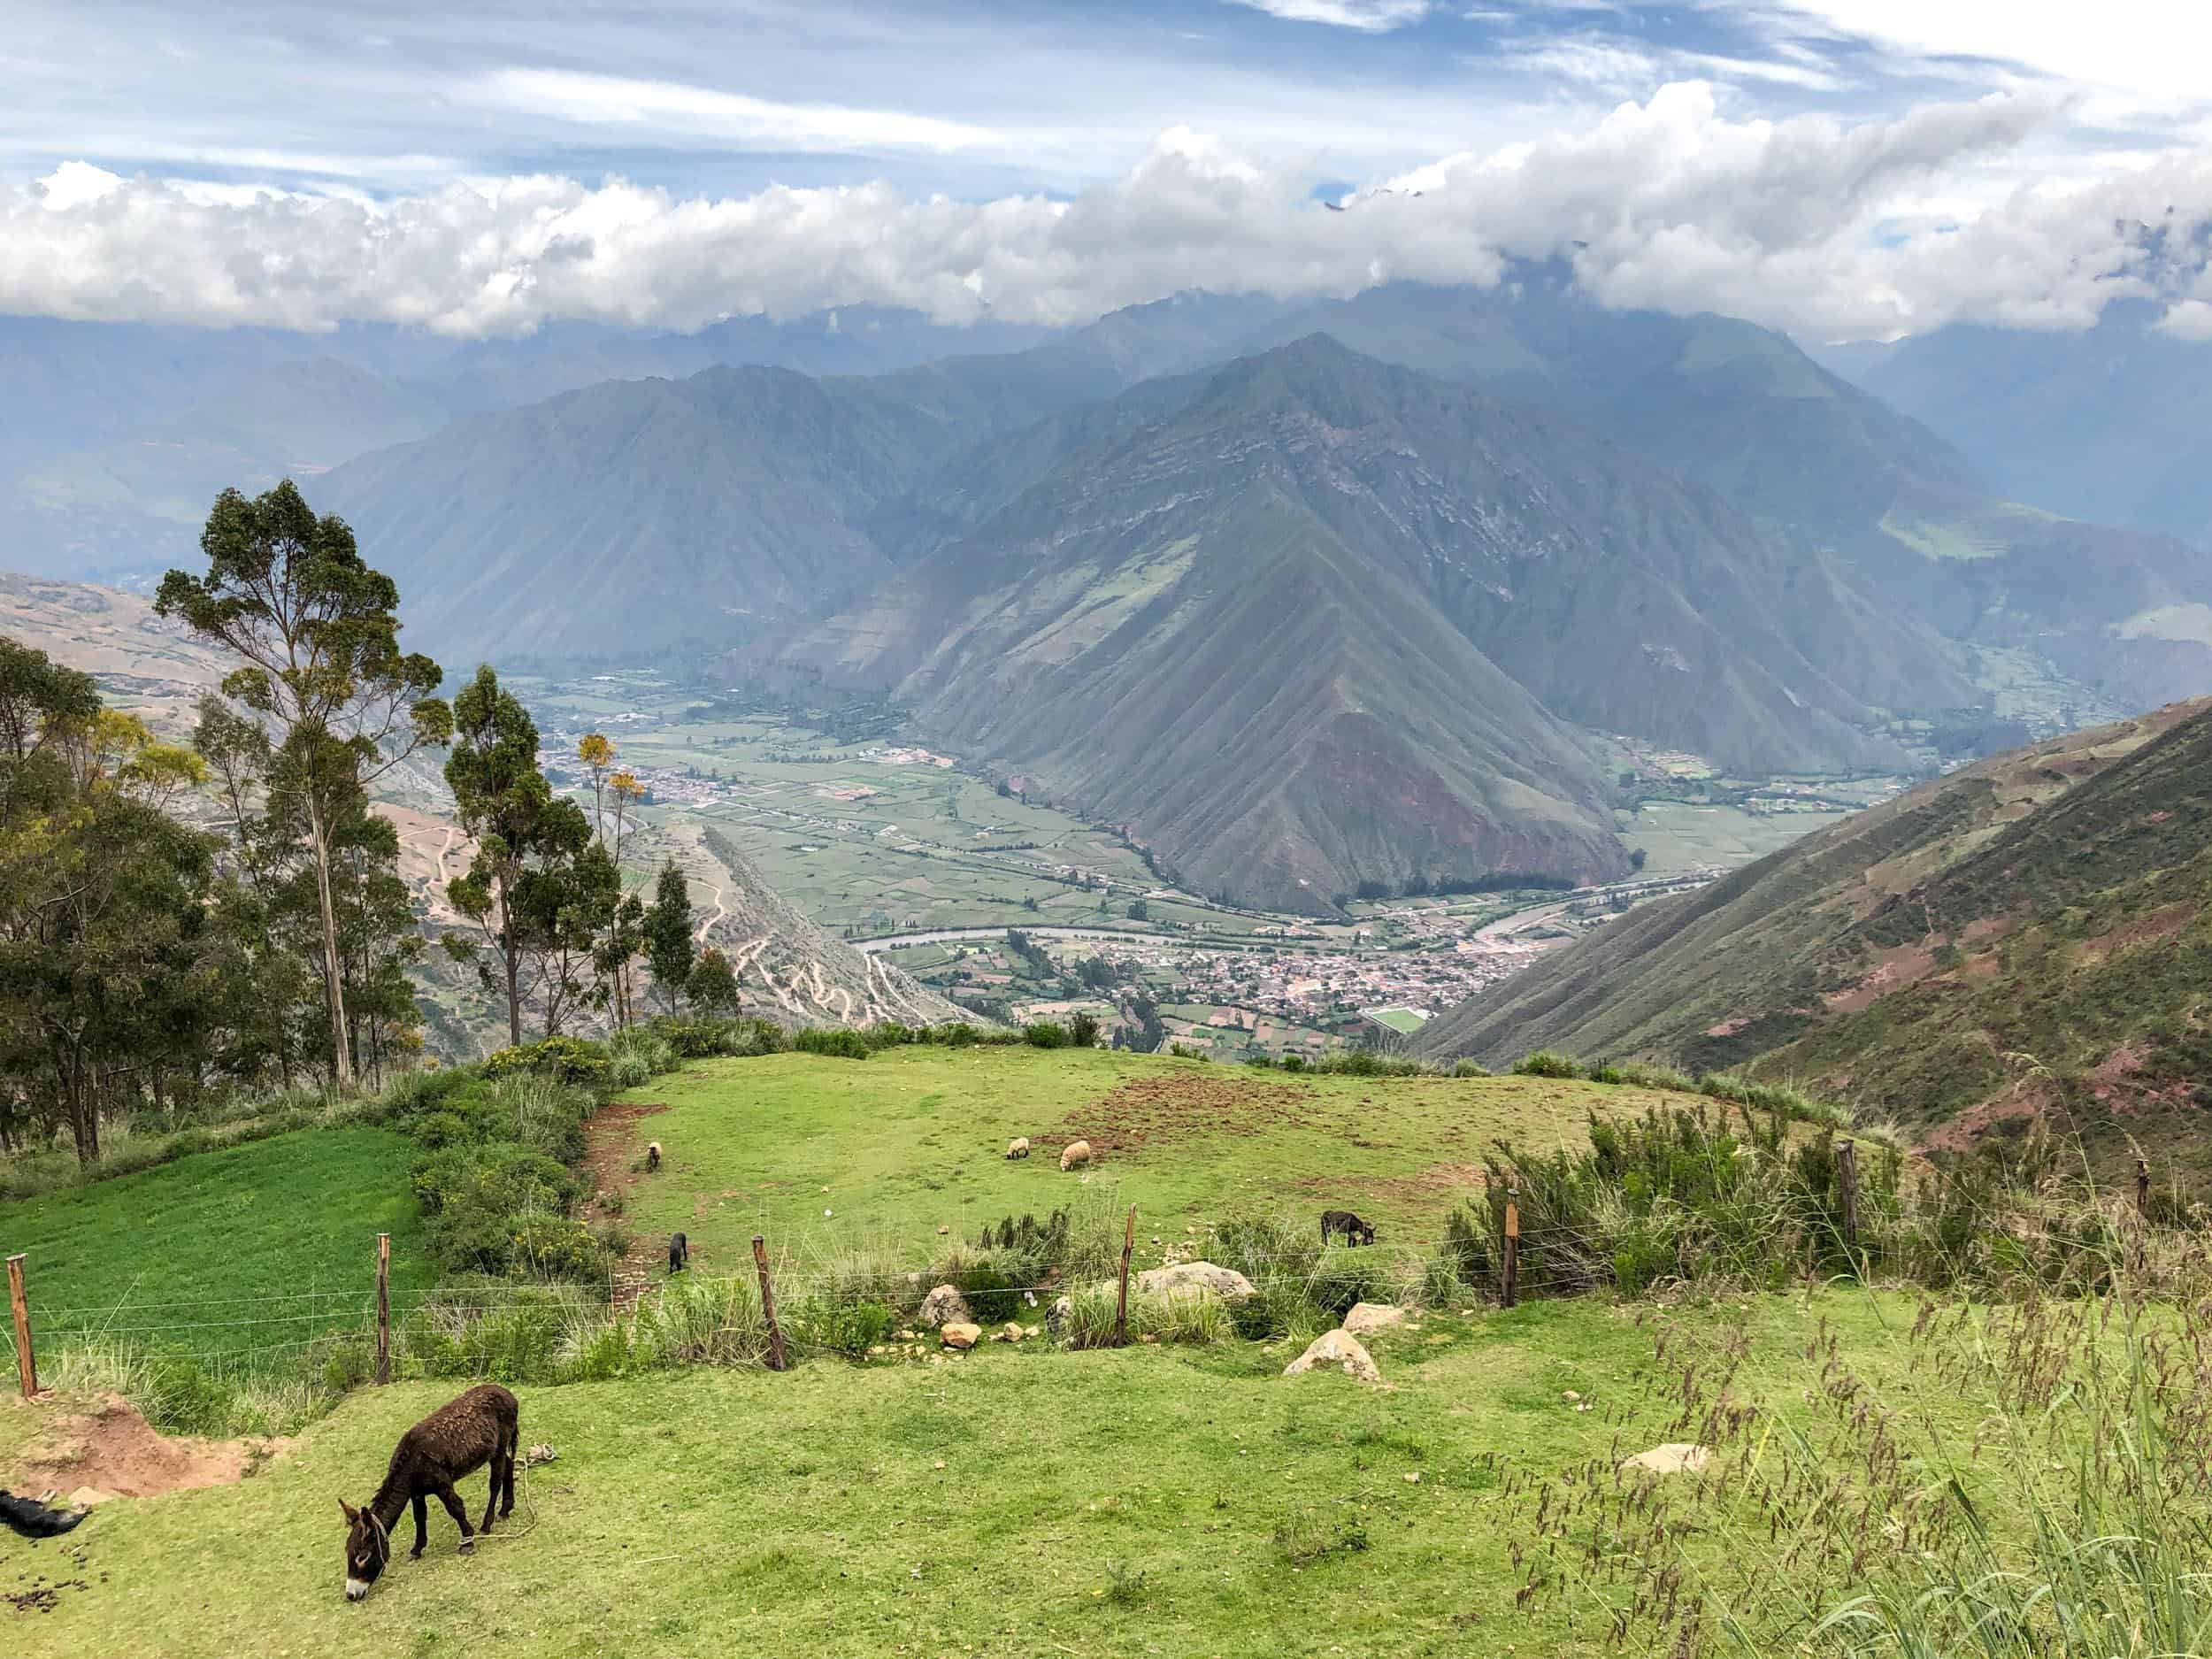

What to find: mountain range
left=1413, top=697, right=2212, bottom=1171
left=7, top=275, right=2211, bottom=915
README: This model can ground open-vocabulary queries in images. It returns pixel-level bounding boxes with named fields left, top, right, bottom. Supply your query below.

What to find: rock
left=1139, top=1333, right=1159, bottom=1345
left=999, top=1321, right=1025, bottom=1342
left=1136, top=1262, right=1256, bottom=1300
left=941, top=1322, right=982, bottom=1350
left=67, top=1486, right=119, bottom=1509
left=1046, top=1294, right=1073, bottom=1333
left=937, top=1225, right=950, bottom=1235
left=918, top=1284, right=972, bottom=1328
left=1284, top=1330, right=1382, bottom=1384
left=1341, top=1302, right=1406, bottom=1336
left=1619, top=1443, right=1712, bottom=1477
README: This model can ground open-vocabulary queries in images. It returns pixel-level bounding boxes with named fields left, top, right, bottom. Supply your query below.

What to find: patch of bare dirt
left=1704, top=1018, right=1747, bottom=1038
left=6, top=1393, right=285, bottom=1502
left=1047, top=1074, right=1340, bottom=1157
left=581, top=1100, right=672, bottom=1309
left=1921, top=1078, right=2062, bottom=1154
left=1824, top=944, right=1938, bottom=1014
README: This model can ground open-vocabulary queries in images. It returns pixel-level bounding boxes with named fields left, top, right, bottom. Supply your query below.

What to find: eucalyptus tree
left=157, top=481, right=449, bottom=1091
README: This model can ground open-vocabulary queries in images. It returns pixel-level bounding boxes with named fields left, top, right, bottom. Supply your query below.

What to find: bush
left=1024, top=1021, right=1069, bottom=1049
left=794, top=1297, right=895, bottom=1360
left=1068, top=1011, right=1101, bottom=1048
left=1280, top=1053, right=1307, bottom=1073
left=483, top=1036, right=611, bottom=1088
left=1512, top=1050, right=1585, bottom=1079
left=1169, top=1041, right=1206, bottom=1060
left=794, top=1026, right=871, bottom=1060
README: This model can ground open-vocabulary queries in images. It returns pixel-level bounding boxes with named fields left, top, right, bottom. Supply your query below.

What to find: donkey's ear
left=339, top=1498, right=360, bottom=1525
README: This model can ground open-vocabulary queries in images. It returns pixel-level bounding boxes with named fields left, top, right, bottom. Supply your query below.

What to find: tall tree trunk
left=304, top=795, right=357, bottom=1092
left=58, top=1041, right=97, bottom=1166
left=500, top=888, right=523, bottom=1048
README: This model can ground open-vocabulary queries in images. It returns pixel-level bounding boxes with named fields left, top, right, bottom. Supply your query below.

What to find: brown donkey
left=340, top=1383, right=519, bottom=1601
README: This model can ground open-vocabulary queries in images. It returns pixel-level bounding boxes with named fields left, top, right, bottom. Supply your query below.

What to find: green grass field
left=0, top=1127, right=432, bottom=1365
left=612, top=1048, right=1683, bottom=1275
left=0, top=1287, right=1950, bottom=1658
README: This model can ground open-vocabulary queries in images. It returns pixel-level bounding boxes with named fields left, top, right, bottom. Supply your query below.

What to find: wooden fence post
left=753, top=1235, right=788, bottom=1372
left=1837, top=1139, right=1860, bottom=1264
left=2138, top=1157, right=2152, bottom=1219
left=1115, top=1205, right=1136, bottom=1347
left=6, top=1255, right=34, bottom=1400
left=1501, top=1188, right=1520, bottom=1310
left=374, top=1233, right=391, bottom=1386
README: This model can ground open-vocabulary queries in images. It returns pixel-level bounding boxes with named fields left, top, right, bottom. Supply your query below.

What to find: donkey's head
left=338, top=1498, right=390, bottom=1600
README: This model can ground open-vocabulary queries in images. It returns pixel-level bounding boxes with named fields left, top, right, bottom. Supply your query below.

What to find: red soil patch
left=1824, top=944, right=1938, bottom=1014
left=1704, top=1018, right=1747, bottom=1038
left=1921, top=1078, right=2061, bottom=1154
left=582, top=1100, right=671, bottom=1309
left=5, top=1393, right=284, bottom=1502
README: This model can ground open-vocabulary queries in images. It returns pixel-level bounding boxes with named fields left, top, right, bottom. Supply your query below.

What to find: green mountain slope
left=787, top=338, right=1964, bottom=910
left=1415, top=698, right=2212, bottom=1163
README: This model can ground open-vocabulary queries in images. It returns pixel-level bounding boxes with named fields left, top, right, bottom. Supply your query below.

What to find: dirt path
left=693, top=882, right=726, bottom=947
left=582, top=1100, right=672, bottom=1310
left=434, top=825, right=457, bottom=890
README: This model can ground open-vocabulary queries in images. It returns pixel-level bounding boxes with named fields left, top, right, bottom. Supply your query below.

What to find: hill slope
left=787, top=338, right=1962, bottom=910
left=1851, top=301, right=2212, bottom=552
left=1415, top=699, right=2212, bottom=1162
left=319, top=367, right=949, bottom=663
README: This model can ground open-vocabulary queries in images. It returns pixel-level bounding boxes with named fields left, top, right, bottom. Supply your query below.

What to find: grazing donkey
left=1320, top=1209, right=1377, bottom=1247
left=0, top=1490, right=85, bottom=1539
left=340, top=1383, right=518, bottom=1601
left=668, top=1231, right=689, bottom=1272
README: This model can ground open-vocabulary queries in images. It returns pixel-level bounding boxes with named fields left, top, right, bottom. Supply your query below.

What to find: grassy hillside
left=607, top=1047, right=1681, bottom=1271
left=0, top=1127, right=431, bottom=1363
left=1416, top=699, right=2212, bottom=1165
left=3, top=1288, right=1947, bottom=1658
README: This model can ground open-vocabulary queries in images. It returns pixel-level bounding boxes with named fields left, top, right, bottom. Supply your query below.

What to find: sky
left=4, top=1, right=2211, bottom=342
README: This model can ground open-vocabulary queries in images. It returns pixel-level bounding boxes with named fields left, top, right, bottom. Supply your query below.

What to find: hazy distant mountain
left=1413, top=696, right=2212, bottom=1168
left=1848, top=301, right=2212, bottom=551
left=319, top=365, right=955, bottom=664
left=0, top=307, right=1043, bottom=580
left=782, top=338, right=1964, bottom=910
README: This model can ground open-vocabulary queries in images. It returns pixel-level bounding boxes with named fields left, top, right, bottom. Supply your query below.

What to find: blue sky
left=4, top=3, right=2209, bottom=340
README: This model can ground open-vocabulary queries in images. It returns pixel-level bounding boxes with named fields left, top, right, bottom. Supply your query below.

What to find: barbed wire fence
left=4, top=1141, right=2200, bottom=1398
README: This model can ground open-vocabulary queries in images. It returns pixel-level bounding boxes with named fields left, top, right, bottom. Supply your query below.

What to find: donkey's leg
left=478, top=1463, right=500, bottom=1534
left=434, top=1483, right=477, bottom=1550
left=500, top=1435, right=517, bottom=1518
left=410, top=1494, right=430, bottom=1558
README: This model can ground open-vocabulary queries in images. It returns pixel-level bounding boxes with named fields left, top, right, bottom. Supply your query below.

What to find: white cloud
left=1223, top=0, right=1433, bottom=31
left=466, top=68, right=1003, bottom=155
left=5, top=85, right=2210, bottom=342
left=1758, top=3, right=2212, bottom=106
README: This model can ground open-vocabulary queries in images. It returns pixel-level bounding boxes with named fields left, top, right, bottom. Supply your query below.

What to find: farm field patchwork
left=609, top=1048, right=1692, bottom=1274
left=2, top=1287, right=1954, bottom=1659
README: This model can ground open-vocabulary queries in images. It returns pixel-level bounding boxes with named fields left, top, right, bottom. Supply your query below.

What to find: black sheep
left=668, top=1231, right=689, bottom=1272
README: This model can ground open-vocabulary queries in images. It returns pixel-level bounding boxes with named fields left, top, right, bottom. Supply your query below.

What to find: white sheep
left=1006, top=1136, right=1031, bottom=1160
left=1059, top=1139, right=1093, bottom=1171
